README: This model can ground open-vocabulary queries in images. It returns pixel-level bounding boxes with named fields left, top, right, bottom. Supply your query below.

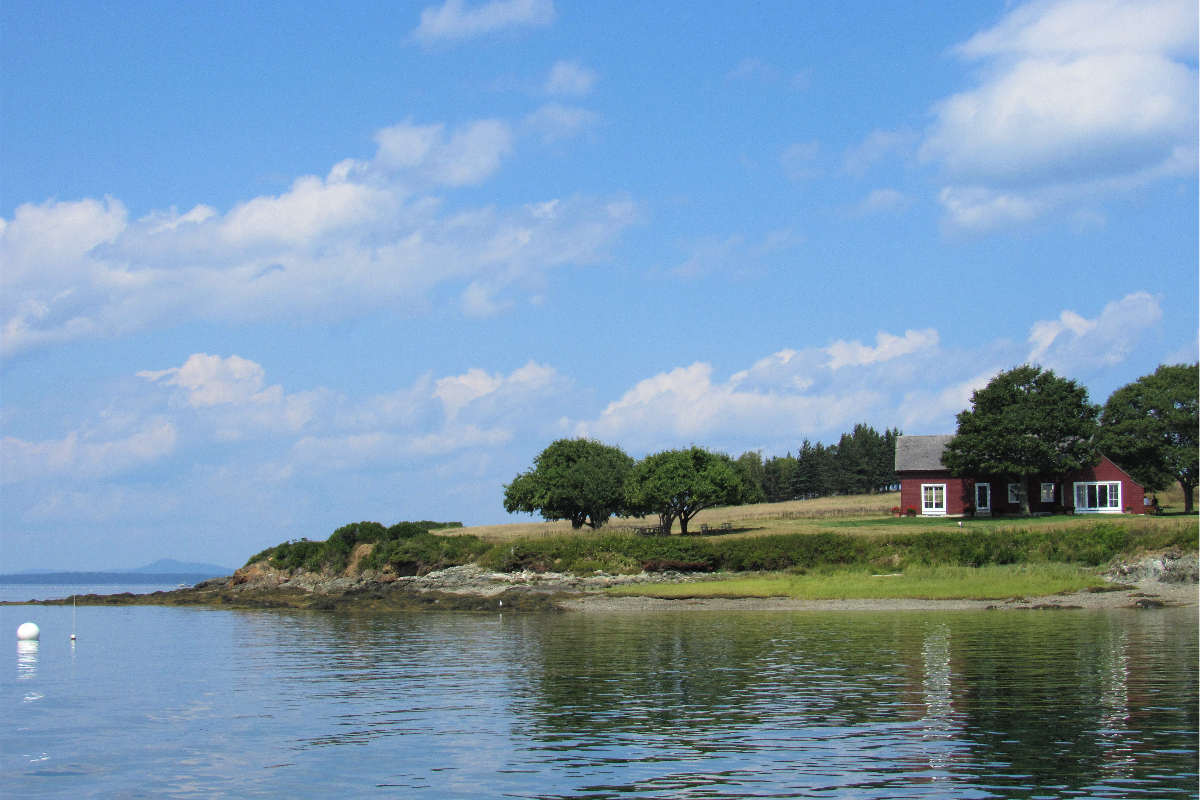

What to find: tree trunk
left=1020, top=476, right=1033, bottom=516
left=678, top=514, right=690, bottom=536
left=1182, top=478, right=1195, bottom=514
left=659, top=513, right=675, bottom=535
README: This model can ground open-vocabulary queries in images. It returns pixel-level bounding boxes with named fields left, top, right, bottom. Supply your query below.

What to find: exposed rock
left=194, top=576, right=231, bottom=589
left=1108, top=551, right=1199, bottom=584
left=229, top=561, right=290, bottom=588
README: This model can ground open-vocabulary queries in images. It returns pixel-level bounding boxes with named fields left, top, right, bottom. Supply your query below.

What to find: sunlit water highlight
left=2, top=605, right=1196, bottom=798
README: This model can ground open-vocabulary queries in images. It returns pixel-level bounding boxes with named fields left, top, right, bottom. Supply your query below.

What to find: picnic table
left=635, top=525, right=666, bottom=536
left=698, top=523, right=733, bottom=534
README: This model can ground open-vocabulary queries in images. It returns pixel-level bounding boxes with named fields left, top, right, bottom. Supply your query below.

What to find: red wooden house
left=895, top=434, right=1145, bottom=517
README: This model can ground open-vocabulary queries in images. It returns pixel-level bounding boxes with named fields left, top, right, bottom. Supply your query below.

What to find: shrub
left=245, top=520, right=471, bottom=574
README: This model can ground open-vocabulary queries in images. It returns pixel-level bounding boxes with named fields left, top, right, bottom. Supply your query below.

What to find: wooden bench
left=698, top=522, right=734, bottom=535
left=635, top=526, right=666, bottom=537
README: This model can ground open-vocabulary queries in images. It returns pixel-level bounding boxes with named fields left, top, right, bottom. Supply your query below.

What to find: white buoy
left=17, top=622, right=40, bottom=641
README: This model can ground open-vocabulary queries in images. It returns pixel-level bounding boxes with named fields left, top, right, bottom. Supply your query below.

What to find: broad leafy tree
left=1098, top=363, right=1198, bottom=512
left=624, top=446, right=763, bottom=535
left=942, top=365, right=1099, bottom=514
left=503, top=438, right=634, bottom=529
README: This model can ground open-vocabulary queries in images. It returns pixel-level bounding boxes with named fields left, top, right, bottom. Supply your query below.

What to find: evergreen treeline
left=734, top=423, right=901, bottom=503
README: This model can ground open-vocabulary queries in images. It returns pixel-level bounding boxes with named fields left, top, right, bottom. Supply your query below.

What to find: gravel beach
left=558, top=580, right=1199, bottom=612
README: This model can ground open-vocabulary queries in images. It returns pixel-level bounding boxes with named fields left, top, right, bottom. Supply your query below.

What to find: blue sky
left=2, top=0, right=1197, bottom=571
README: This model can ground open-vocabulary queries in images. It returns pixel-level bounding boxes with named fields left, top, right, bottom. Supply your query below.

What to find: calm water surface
left=2, top=605, right=1196, bottom=799
left=0, top=584, right=189, bottom=603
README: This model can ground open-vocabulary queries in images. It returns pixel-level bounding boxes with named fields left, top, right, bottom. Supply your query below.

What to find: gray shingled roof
left=895, top=434, right=955, bottom=471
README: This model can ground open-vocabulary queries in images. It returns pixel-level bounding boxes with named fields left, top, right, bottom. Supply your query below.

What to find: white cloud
left=3, top=353, right=573, bottom=490
left=1027, top=291, right=1162, bottom=371
left=521, top=104, right=600, bottom=144
left=843, top=129, right=917, bottom=178
left=955, top=0, right=1197, bottom=60
left=897, top=370, right=997, bottom=431
left=826, top=329, right=939, bottom=369
left=1163, top=337, right=1199, bottom=366
left=0, top=117, right=637, bottom=358
left=435, top=367, right=507, bottom=417
left=373, top=120, right=513, bottom=186
left=1, top=417, right=176, bottom=484
left=413, top=0, right=554, bottom=44
left=578, top=361, right=882, bottom=450
left=858, top=188, right=912, bottom=214
left=139, top=353, right=273, bottom=407
left=921, top=0, right=1198, bottom=230
left=576, top=331, right=949, bottom=452
left=544, top=61, right=597, bottom=96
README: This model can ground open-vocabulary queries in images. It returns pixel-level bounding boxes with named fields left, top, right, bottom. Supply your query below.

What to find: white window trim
left=1073, top=481, right=1122, bottom=514
left=975, top=483, right=991, bottom=511
left=1040, top=483, right=1056, bottom=503
left=922, top=483, right=947, bottom=516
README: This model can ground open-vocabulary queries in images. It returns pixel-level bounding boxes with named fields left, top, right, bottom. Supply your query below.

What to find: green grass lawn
left=608, top=564, right=1112, bottom=601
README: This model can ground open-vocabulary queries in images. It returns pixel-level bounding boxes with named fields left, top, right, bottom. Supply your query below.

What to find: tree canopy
left=503, top=438, right=634, bottom=529
left=734, top=425, right=900, bottom=503
left=942, top=365, right=1099, bottom=513
left=624, top=446, right=763, bottom=535
left=1098, top=363, right=1198, bottom=512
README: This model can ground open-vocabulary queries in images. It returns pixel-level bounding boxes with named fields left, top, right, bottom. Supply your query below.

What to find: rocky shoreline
left=9, top=551, right=1197, bottom=613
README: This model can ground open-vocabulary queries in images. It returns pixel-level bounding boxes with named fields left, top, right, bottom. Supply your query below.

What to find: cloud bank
left=0, top=117, right=633, bottom=358
left=920, top=0, right=1198, bottom=230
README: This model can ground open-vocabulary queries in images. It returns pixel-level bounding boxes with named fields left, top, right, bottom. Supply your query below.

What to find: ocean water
left=2, top=604, right=1196, bottom=799
left=0, top=584, right=191, bottom=603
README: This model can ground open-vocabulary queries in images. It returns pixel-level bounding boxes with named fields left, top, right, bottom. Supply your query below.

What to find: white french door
left=1074, top=482, right=1121, bottom=513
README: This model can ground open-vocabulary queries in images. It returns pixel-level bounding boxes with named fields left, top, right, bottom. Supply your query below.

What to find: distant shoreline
left=3, top=564, right=1195, bottom=613
left=0, top=572, right=227, bottom=585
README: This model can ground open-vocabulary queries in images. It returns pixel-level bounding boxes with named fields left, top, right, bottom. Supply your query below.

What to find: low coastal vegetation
left=243, top=509, right=1197, bottom=596
left=246, top=520, right=482, bottom=576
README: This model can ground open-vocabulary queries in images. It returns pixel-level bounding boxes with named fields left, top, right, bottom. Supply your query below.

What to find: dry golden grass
left=449, top=489, right=1195, bottom=544
left=452, top=494, right=898, bottom=543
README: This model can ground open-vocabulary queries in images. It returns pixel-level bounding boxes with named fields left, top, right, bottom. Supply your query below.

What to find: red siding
left=1066, top=455, right=1146, bottom=513
left=898, top=455, right=1145, bottom=516
left=899, top=471, right=970, bottom=515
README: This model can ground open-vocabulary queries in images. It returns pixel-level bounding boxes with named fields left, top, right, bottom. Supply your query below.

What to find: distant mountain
left=4, top=559, right=236, bottom=579
left=125, top=559, right=236, bottom=575
left=0, top=572, right=227, bottom=586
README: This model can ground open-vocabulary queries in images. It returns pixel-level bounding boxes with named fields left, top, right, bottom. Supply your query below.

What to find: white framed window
left=975, top=483, right=990, bottom=511
left=1074, top=482, right=1122, bottom=513
left=922, top=484, right=946, bottom=516
left=1040, top=483, right=1055, bottom=503
left=1008, top=483, right=1023, bottom=504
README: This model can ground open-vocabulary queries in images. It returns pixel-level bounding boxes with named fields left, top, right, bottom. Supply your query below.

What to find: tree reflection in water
left=506, top=610, right=1197, bottom=798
